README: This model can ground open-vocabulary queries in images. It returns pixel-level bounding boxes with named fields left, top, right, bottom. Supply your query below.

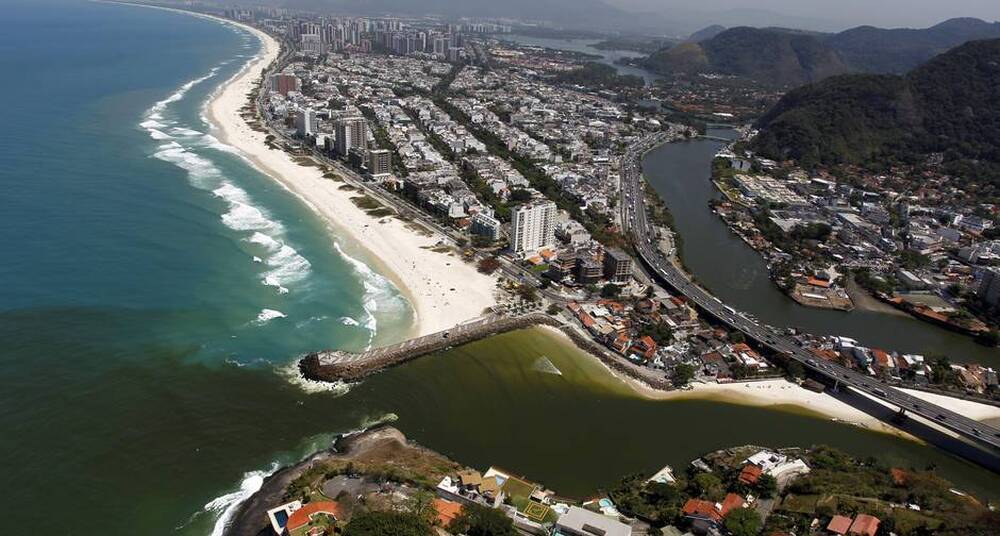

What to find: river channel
left=642, top=129, right=1000, bottom=367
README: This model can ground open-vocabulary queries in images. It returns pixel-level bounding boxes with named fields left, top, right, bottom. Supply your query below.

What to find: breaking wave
left=196, top=413, right=398, bottom=534
left=276, top=359, right=353, bottom=396
left=254, top=308, right=287, bottom=324
left=203, top=463, right=279, bottom=536
left=142, top=67, right=313, bottom=298
left=333, top=243, right=408, bottom=349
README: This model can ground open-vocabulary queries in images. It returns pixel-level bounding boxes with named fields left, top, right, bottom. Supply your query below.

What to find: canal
left=642, top=128, right=1000, bottom=367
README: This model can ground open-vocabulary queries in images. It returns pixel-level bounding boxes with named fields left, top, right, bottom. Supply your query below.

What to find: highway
left=619, top=133, right=1000, bottom=452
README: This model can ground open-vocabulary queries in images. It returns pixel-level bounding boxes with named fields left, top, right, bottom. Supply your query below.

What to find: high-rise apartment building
left=511, top=201, right=556, bottom=255
left=334, top=117, right=368, bottom=157
left=367, top=149, right=391, bottom=177
left=295, top=109, right=316, bottom=137
left=269, top=74, right=301, bottom=96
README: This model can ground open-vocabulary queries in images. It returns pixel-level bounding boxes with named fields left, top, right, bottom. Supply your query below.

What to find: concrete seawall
left=300, top=313, right=561, bottom=382
left=299, top=312, right=672, bottom=390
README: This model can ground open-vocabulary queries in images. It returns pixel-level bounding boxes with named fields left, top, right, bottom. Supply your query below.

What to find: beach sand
left=205, top=21, right=497, bottom=339
left=539, top=325, right=1000, bottom=439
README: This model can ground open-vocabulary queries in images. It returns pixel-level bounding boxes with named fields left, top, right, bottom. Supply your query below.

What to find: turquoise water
left=2, top=4, right=996, bottom=536
left=0, top=1, right=411, bottom=533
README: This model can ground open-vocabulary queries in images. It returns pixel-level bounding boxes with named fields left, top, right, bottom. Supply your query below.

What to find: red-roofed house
left=630, top=335, right=658, bottom=360
left=808, top=277, right=832, bottom=288
left=432, top=498, right=463, bottom=527
left=610, top=332, right=631, bottom=354
left=827, top=515, right=852, bottom=535
left=682, top=499, right=722, bottom=524
left=738, top=464, right=763, bottom=485
left=849, top=514, right=880, bottom=536
left=286, top=501, right=342, bottom=536
left=681, top=494, right=745, bottom=526
left=872, top=349, right=891, bottom=369
left=719, top=493, right=745, bottom=517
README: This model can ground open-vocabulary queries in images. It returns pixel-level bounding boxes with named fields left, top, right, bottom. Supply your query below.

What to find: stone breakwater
left=299, top=313, right=672, bottom=390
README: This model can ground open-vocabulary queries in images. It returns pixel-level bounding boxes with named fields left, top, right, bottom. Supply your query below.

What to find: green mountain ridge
left=751, top=39, right=1000, bottom=192
left=641, top=18, right=1000, bottom=87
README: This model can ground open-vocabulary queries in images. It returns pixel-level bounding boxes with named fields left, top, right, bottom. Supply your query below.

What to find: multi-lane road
left=620, top=134, right=1000, bottom=452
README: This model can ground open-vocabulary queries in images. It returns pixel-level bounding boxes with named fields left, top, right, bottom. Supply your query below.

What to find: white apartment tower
left=511, top=201, right=556, bottom=255
left=295, top=109, right=316, bottom=137
left=334, top=116, right=368, bottom=157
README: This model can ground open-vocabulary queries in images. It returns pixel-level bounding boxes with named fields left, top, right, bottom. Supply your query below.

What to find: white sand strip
left=203, top=17, right=497, bottom=339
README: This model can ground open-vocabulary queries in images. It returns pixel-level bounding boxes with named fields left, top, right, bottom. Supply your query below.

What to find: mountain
left=643, top=27, right=850, bottom=86
left=827, top=17, right=1000, bottom=73
left=751, top=39, right=1000, bottom=187
left=641, top=18, right=1000, bottom=87
left=686, top=25, right=726, bottom=42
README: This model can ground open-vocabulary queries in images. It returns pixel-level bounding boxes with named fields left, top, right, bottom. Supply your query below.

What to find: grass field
left=501, top=476, right=537, bottom=499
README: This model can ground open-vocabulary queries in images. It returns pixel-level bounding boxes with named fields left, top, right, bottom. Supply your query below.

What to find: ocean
left=0, top=1, right=411, bottom=533
left=2, top=3, right=997, bottom=535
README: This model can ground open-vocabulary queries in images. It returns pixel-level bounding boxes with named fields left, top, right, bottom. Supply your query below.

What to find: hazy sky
left=607, top=0, right=1000, bottom=30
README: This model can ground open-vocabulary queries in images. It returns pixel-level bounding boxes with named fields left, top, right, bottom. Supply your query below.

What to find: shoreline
left=199, top=12, right=498, bottom=339
left=536, top=325, right=1000, bottom=441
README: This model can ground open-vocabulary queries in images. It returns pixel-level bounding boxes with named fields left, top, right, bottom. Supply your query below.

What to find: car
left=935, top=415, right=947, bottom=421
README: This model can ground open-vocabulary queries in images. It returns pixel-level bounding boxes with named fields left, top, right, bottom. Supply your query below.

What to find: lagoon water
left=0, top=3, right=997, bottom=535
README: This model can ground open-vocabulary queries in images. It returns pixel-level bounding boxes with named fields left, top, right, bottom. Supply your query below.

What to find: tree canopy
left=343, top=511, right=433, bottom=536
left=448, top=503, right=518, bottom=536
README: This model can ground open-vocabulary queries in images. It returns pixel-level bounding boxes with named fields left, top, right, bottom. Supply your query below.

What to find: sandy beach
left=538, top=325, right=1000, bottom=439
left=205, top=20, right=497, bottom=339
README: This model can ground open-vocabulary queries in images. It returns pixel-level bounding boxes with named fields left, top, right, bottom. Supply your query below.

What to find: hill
left=828, top=17, right=1000, bottom=73
left=641, top=18, right=1000, bottom=86
left=751, top=39, right=1000, bottom=188
left=686, top=24, right=726, bottom=43
left=643, top=27, right=850, bottom=86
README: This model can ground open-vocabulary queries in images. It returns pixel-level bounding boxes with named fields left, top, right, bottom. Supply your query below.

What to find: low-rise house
left=555, top=505, right=632, bottom=536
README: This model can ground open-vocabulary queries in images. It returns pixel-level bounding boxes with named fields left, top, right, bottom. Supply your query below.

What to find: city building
left=554, top=506, right=631, bottom=536
left=511, top=201, right=556, bottom=255
left=603, top=248, right=633, bottom=284
left=295, top=109, right=316, bottom=137
left=547, top=250, right=578, bottom=281
left=577, top=258, right=603, bottom=285
left=978, top=267, right=1000, bottom=307
left=367, top=148, right=392, bottom=177
left=269, top=73, right=300, bottom=96
left=334, top=116, right=368, bottom=157
left=471, top=212, right=502, bottom=241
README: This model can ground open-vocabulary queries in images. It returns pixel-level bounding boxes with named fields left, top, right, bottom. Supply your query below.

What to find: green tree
left=724, top=507, right=761, bottom=536
left=673, top=364, right=696, bottom=386
left=786, top=360, right=805, bottom=380
left=755, top=474, right=777, bottom=499
left=601, top=283, right=622, bottom=299
left=449, top=503, right=518, bottom=536
left=692, top=472, right=724, bottom=500
left=406, top=489, right=437, bottom=524
left=343, top=511, right=433, bottom=536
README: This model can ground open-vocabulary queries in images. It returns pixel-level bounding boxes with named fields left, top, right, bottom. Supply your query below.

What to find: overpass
left=620, top=134, right=1000, bottom=452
